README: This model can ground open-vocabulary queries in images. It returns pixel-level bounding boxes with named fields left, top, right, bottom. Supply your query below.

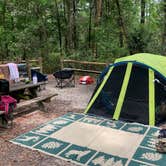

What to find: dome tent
left=84, top=53, right=166, bottom=126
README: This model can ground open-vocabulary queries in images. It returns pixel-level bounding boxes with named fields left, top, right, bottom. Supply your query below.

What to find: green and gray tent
left=84, top=53, right=166, bottom=126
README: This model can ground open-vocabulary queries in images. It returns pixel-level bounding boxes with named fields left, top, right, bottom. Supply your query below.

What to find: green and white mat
left=10, top=113, right=166, bottom=166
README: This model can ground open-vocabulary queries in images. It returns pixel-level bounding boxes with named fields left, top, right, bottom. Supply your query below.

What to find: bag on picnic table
left=156, top=129, right=166, bottom=153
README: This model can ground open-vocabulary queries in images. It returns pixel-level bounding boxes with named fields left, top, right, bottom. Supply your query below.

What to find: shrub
left=43, top=52, right=61, bottom=74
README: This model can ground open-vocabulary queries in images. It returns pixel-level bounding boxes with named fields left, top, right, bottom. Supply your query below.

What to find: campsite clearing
left=1, top=74, right=166, bottom=166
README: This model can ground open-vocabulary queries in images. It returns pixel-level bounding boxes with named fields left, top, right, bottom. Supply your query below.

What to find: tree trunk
left=140, top=0, right=146, bottom=24
left=65, top=0, right=73, bottom=52
left=65, top=0, right=77, bottom=53
left=5, top=43, right=9, bottom=58
left=11, top=16, right=16, bottom=56
left=88, top=0, right=93, bottom=48
left=92, top=0, right=102, bottom=58
left=34, top=3, right=48, bottom=57
left=115, top=0, right=128, bottom=47
left=2, top=0, right=7, bottom=59
left=55, top=0, right=62, bottom=55
left=72, top=0, right=77, bottom=50
left=63, top=0, right=68, bottom=53
left=95, top=0, right=102, bottom=25
left=119, top=31, right=123, bottom=47
left=162, top=0, right=166, bottom=55
left=23, top=47, right=26, bottom=60
left=2, top=0, right=6, bottom=25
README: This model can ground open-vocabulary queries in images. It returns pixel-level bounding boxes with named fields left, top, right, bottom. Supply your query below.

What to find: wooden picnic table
left=10, top=81, right=47, bottom=92
left=0, top=84, right=56, bottom=128
left=9, top=81, right=47, bottom=102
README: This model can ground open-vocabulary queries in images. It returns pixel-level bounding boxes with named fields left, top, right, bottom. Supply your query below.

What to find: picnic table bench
left=10, top=81, right=47, bottom=92
left=0, top=93, right=57, bottom=128
left=15, top=93, right=57, bottom=113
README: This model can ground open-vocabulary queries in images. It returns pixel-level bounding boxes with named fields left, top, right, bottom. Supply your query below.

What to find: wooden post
left=26, top=59, right=31, bottom=79
left=39, top=57, right=43, bottom=73
left=61, top=58, right=64, bottom=70
left=16, top=57, right=22, bottom=64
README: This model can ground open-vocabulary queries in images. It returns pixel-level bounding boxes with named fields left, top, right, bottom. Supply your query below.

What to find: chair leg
left=61, top=79, right=63, bottom=88
left=1, top=115, right=8, bottom=128
left=55, top=78, right=61, bottom=87
left=63, top=75, right=75, bottom=88
left=7, top=105, right=14, bottom=128
left=69, top=75, right=75, bottom=87
left=73, top=75, right=75, bottom=87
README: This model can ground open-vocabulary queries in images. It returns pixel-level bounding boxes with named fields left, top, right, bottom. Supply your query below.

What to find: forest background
left=0, top=0, right=165, bottom=73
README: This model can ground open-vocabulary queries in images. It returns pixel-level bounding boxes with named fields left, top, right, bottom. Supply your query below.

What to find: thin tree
left=140, top=0, right=146, bottom=24
left=2, top=0, right=9, bottom=58
left=115, top=0, right=128, bottom=47
left=72, top=0, right=77, bottom=50
left=88, top=0, right=93, bottom=48
left=163, top=0, right=166, bottom=55
left=92, top=0, right=102, bottom=58
left=55, top=0, right=62, bottom=55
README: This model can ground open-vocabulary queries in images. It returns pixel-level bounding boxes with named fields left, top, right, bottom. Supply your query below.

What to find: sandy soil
left=0, top=76, right=95, bottom=166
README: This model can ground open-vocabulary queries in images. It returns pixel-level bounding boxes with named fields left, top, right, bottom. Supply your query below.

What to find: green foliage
left=128, top=25, right=152, bottom=54
left=43, top=52, right=61, bottom=73
left=0, top=0, right=165, bottom=73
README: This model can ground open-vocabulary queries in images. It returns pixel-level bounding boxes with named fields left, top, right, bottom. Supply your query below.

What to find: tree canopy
left=0, top=0, right=165, bottom=67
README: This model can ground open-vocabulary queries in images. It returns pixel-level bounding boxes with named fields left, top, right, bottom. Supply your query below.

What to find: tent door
left=84, top=66, right=114, bottom=114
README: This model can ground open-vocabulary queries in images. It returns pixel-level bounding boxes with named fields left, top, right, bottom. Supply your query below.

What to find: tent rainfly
left=84, top=53, right=166, bottom=126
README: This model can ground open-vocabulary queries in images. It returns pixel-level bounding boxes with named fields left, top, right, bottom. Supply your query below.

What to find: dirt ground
left=0, top=76, right=95, bottom=166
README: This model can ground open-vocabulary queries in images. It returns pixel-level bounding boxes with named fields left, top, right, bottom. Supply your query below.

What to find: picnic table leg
left=7, top=104, right=14, bottom=127
left=29, top=87, right=39, bottom=98
left=0, top=104, right=15, bottom=128
left=9, top=89, right=25, bottom=103
left=0, top=114, right=8, bottom=128
left=37, top=101, right=46, bottom=112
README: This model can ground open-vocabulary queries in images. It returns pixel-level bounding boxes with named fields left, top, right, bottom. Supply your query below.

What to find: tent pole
left=113, top=63, right=133, bottom=120
left=149, top=69, right=155, bottom=126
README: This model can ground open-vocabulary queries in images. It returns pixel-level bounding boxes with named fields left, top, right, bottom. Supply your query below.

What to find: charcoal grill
left=53, top=68, right=75, bottom=88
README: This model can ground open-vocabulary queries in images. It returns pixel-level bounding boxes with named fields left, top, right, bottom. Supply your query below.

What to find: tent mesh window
left=120, top=65, right=149, bottom=124
left=88, top=64, right=127, bottom=118
left=155, top=74, right=166, bottom=125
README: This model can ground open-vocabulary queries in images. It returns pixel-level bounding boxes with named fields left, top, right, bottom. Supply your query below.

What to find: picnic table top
left=10, top=81, right=47, bottom=92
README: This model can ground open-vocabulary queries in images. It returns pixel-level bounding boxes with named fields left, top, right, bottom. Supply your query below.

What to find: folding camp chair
left=53, top=68, right=75, bottom=88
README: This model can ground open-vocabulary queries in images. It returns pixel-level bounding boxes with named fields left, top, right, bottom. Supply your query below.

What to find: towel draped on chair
left=8, top=63, right=20, bottom=82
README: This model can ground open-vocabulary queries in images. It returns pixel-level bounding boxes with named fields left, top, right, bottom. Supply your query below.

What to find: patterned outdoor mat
left=10, top=113, right=166, bottom=166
